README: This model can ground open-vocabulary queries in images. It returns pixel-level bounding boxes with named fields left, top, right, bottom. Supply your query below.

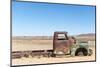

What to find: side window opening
left=57, top=34, right=67, bottom=40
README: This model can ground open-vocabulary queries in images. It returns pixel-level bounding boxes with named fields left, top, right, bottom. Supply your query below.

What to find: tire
left=75, top=48, right=88, bottom=56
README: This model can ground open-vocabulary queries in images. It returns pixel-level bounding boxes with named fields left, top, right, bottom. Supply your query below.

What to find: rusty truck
left=12, top=31, right=93, bottom=59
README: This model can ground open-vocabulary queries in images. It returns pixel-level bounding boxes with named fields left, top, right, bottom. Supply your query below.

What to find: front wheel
left=75, top=48, right=88, bottom=56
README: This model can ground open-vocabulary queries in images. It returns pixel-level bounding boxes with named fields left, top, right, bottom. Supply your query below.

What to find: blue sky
left=12, top=1, right=95, bottom=36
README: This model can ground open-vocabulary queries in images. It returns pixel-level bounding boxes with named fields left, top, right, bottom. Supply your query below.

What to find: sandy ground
left=12, top=56, right=95, bottom=66
left=12, top=39, right=95, bottom=66
left=12, top=40, right=53, bottom=51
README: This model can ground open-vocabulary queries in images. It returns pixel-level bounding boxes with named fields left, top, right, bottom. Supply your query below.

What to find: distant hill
left=76, top=33, right=95, bottom=37
left=76, top=33, right=95, bottom=41
left=12, top=33, right=95, bottom=41
left=12, top=36, right=53, bottom=40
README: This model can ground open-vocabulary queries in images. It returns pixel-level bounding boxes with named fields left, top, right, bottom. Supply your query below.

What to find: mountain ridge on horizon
left=12, top=33, right=95, bottom=40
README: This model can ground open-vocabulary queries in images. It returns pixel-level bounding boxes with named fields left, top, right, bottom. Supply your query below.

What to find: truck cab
left=53, top=32, right=72, bottom=55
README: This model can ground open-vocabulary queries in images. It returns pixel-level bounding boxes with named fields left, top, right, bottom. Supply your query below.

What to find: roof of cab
left=54, top=31, right=68, bottom=34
